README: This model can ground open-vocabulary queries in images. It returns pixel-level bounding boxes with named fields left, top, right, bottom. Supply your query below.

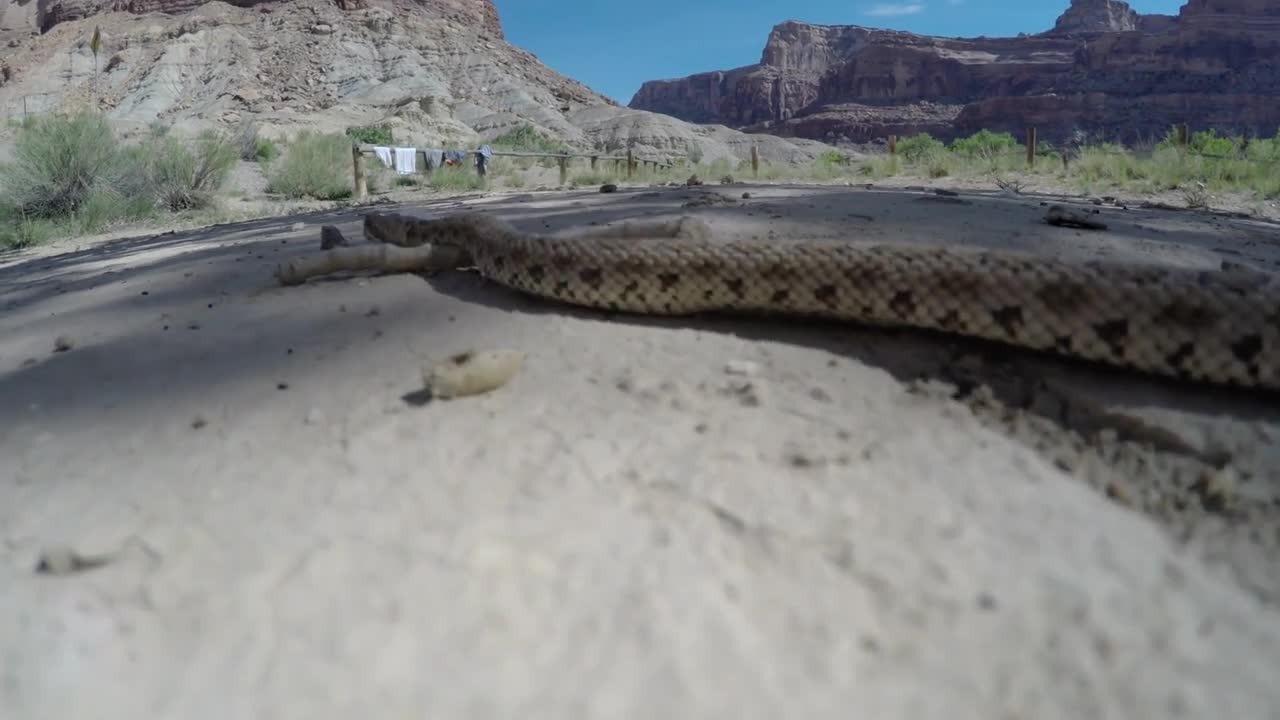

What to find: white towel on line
left=394, top=147, right=417, bottom=175
left=373, top=146, right=394, bottom=168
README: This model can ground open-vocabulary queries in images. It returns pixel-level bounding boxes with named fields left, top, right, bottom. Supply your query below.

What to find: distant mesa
left=627, top=0, right=1280, bottom=144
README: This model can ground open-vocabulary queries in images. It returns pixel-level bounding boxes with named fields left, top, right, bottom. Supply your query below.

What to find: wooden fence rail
left=350, top=144, right=677, bottom=199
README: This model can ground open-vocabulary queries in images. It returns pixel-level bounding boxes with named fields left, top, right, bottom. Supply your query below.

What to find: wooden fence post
left=888, top=135, right=898, bottom=156
left=1026, top=127, right=1037, bottom=168
left=1177, top=123, right=1189, bottom=148
left=751, top=145, right=759, bottom=179
left=590, top=155, right=598, bottom=171
left=351, top=144, right=367, bottom=200
left=558, top=156, right=569, bottom=186
left=626, top=148, right=634, bottom=179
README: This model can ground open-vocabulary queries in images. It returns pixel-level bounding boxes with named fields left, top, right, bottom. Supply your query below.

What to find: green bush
left=140, top=130, right=238, bottom=211
left=1188, top=129, right=1238, bottom=157
left=236, top=121, right=279, bottom=162
left=491, top=124, right=567, bottom=154
left=0, top=206, right=58, bottom=249
left=266, top=132, right=353, bottom=200
left=896, top=133, right=946, bottom=162
left=0, top=111, right=122, bottom=218
left=427, top=165, right=486, bottom=191
left=253, top=138, right=280, bottom=162
left=948, top=129, right=1021, bottom=159
left=1157, top=127, right=1241, bottom=157
left=346, top=124, right=394, bottom=146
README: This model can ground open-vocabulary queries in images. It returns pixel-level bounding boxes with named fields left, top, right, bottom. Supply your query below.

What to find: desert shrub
left=426, top=165, right=486, bottom=191
left=1182, top=184, right=1210, bottom=208
left=817, top=149, right=849, bottom=165
left=1143, top=145, right=1195, bottom=189
left=237, top=121, right=280, bottom=162
left=570, top=171, right=618, bottom=187
left=0, top=110, right=122, bottom=218
left=254, top=138, right=280, bottom=162
left=266, top=131, right=353, bottom=200
left=491, top=124, right=567, bottom=154
left=1156, top=127, right=1240, bottom=157
left=809, top=149, right=851, bottom=179
left=697, top=157, right=736, bottom=179
left=1069, top=143, right=1148, bottom=187
left=139, top=130, right=238, bottom=211
left=346, top=124, right=393, bottom=146
left=948, top=129, right=1021, bottom=159
left=896, top=133, right=946, bottom=163
left=1249, top=130, right=1280, bottom=160
left=862, top=155, right=900, bottom=178
left=0, top=205, right=59, bottom=249
left=925, top=154, right=952, bottom=178
left=1188, top=129, right=1238, bottom=157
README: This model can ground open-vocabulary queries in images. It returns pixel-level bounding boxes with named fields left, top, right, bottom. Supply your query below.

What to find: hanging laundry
left=424, top=148, right=444, bottom=171
left=475, top=144, right=494, bottom=176
left=394, top=147, right=417, bottom=175
left=443, top=149, right=467, bottom=166
left=373, top=146, right=394, bottom=168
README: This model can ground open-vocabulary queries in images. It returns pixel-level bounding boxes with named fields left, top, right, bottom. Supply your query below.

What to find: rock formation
left=1047, top=0, right=1139, bottom=35
left=628, top=0, right=1280, bottom=145
left=0, top=0, right=830, bottom=164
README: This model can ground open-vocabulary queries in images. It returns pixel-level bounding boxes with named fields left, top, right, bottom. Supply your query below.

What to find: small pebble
left=53, top=335, right=74, bottom=353
left=35, top=546, right=111, bottom=576
left=724, top=360, right=760, bottom=376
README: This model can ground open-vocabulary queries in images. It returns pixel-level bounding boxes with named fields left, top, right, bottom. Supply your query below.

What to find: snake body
left=364, top=211, right=1280, bottom=391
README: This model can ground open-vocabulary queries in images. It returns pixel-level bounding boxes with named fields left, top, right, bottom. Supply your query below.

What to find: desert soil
left=2, top=180, right=1279, bottom=719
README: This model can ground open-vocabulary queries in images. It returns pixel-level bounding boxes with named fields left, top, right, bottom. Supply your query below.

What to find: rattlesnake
left=363, top=210, right=1280, bottom=391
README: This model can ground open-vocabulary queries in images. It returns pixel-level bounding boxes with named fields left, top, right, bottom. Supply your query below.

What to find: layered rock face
left=22, top=0, right=503, bottom=36
left=1048, top=0, right=1139, bottom=34
left=1181, top=0, right=1280, bottom=18
left=0, top=0, right=829, bottom=166
left=628, top=0, right=1280, bottom=145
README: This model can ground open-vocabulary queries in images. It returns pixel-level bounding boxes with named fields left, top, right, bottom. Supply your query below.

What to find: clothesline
left=347, top=142, right=684, bottom=199
left=369, top=144, right=494, bottom=175
left=354, top=143, right=675, bottom=171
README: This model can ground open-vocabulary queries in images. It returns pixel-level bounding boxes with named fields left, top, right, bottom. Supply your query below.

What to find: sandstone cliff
left=0, top=0, right=829, bottom=164
left=628, top=0, right=1280, bottom=145
left=1048, top=0, right=1138, bottom=34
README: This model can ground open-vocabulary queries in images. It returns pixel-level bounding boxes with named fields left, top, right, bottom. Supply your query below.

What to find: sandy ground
left=2, top=181, right=1280, bottom=719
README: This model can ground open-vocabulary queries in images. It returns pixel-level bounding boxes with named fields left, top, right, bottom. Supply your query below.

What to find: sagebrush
left=266, top=132, right=353, bottom=200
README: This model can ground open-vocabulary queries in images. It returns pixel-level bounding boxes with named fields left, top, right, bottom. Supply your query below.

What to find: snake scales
left=363, top=211, right=1280, bottom=391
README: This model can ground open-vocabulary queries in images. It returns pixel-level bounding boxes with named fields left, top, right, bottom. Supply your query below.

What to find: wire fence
left=878, top=125, right=1280, bottom=169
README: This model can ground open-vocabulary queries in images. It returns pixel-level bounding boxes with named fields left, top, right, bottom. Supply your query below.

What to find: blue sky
left=495, top=0, right=1186, bottom=104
